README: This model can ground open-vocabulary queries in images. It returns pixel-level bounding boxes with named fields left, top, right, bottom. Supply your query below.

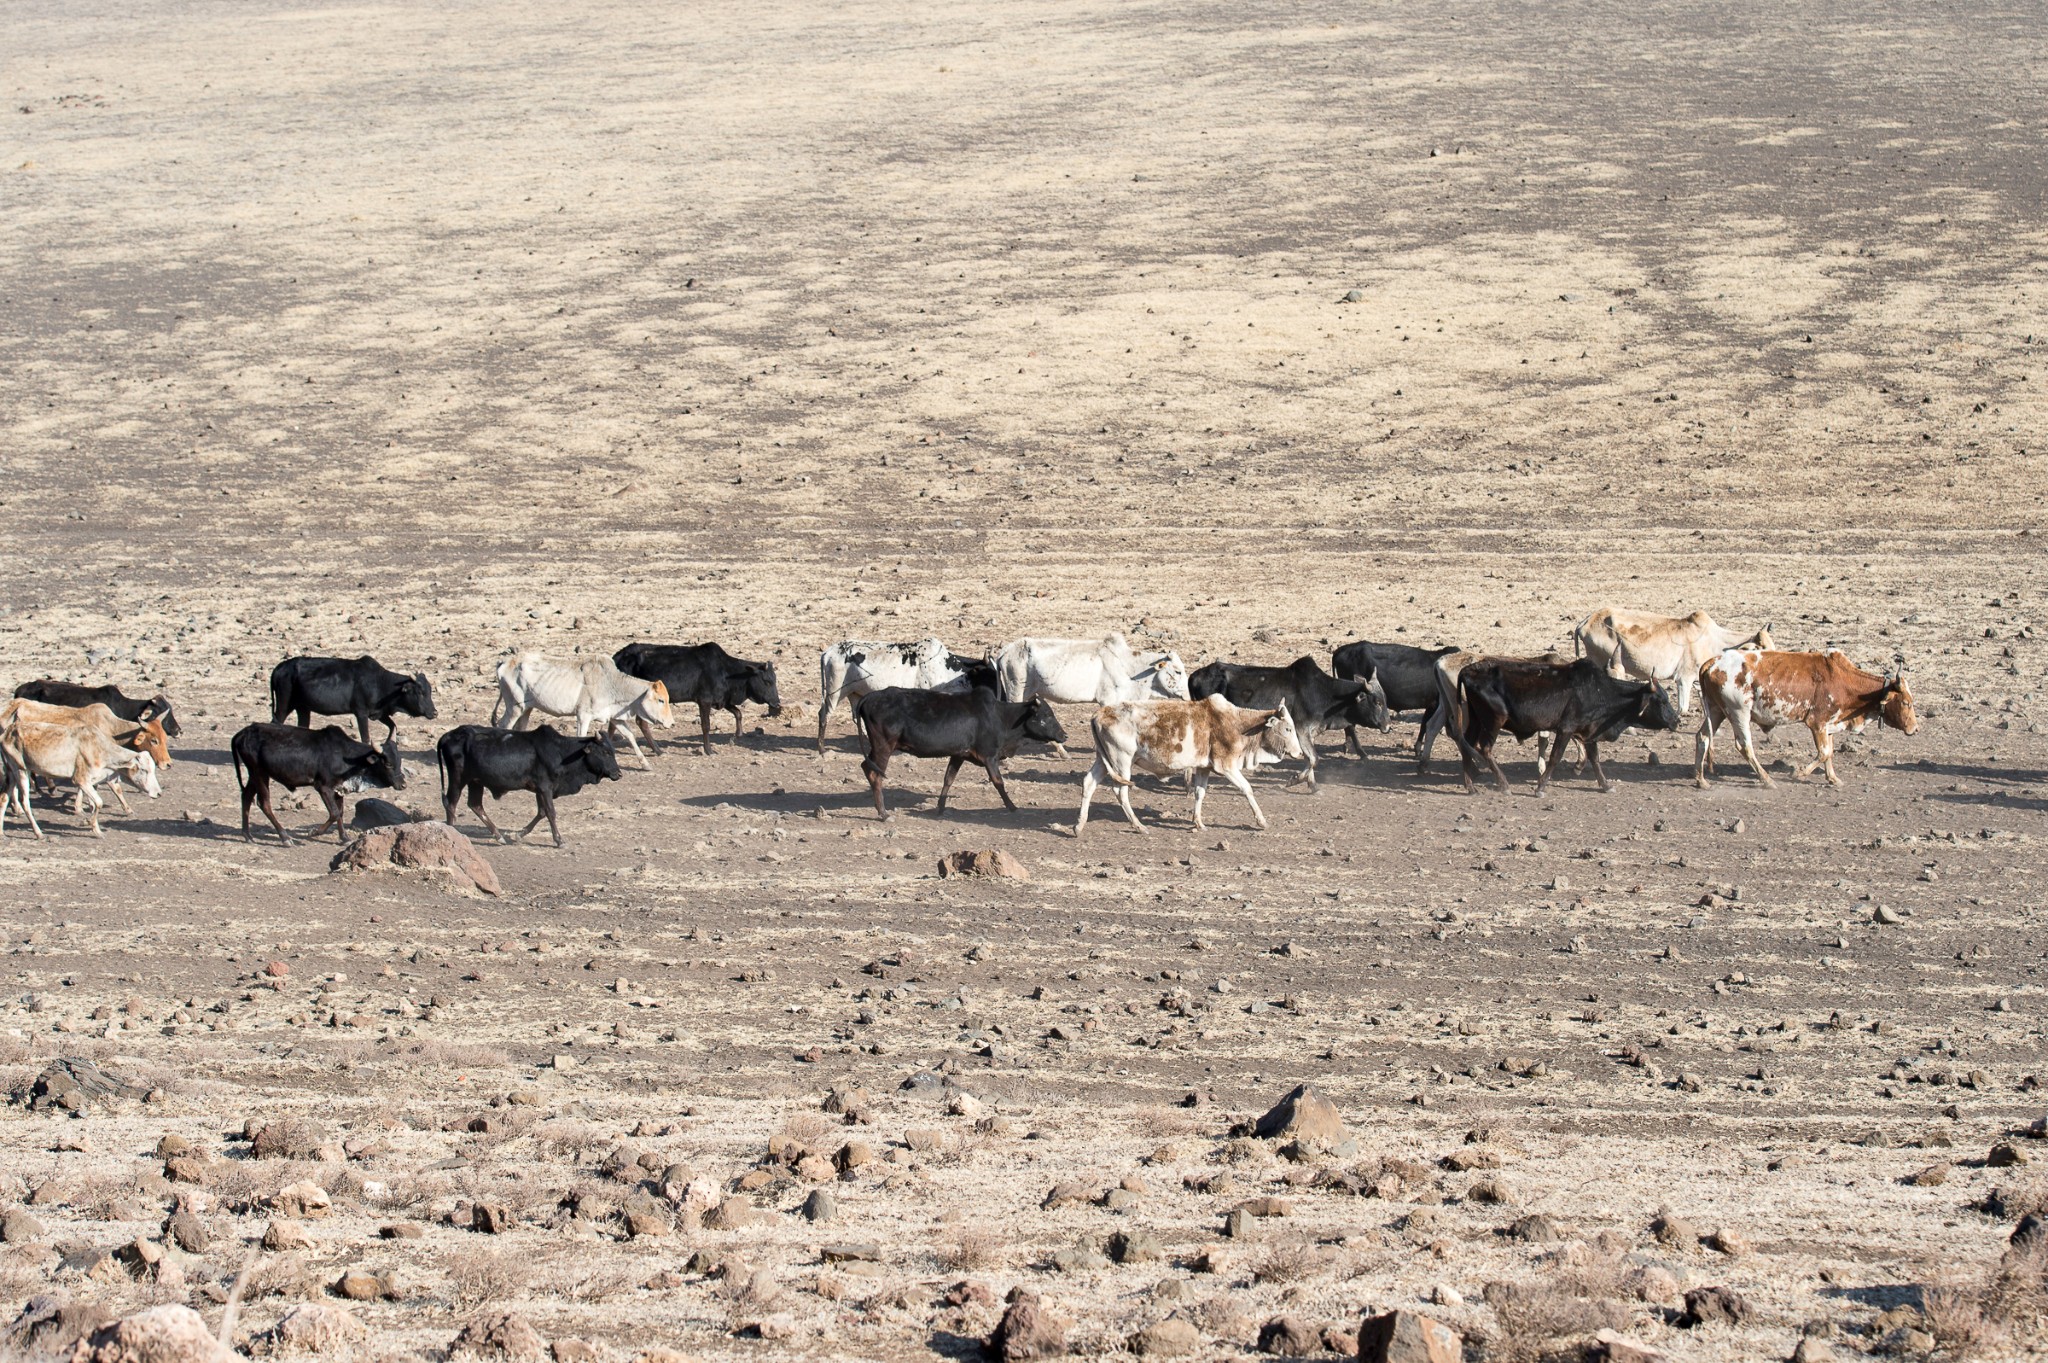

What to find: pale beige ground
left=3, top=0, right=2048, bottom=1360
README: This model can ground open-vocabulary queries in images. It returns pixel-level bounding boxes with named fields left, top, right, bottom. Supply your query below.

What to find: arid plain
left=3, top=0, right=2047, bottom=1359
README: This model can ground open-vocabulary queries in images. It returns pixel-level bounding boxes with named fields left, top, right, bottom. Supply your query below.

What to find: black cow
left=1452, top=656, right=1682, bottom=793
left=1331, top=640, right=1458, bottom=763
left=853, top=687, right=1067, bottom=819
left=1186, top=656, right=1389, bottom=788
left=269, top=655, right=435, bottom=744
left=231, top=723, right=404, bottom=846
left=435, top=723, right=621, bottom=847
left=12, top=680, right=181, bottom=738
left=612, top=642, right=783, bottom=755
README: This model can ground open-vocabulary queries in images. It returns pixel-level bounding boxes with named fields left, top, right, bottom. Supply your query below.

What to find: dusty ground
left=4, top=0, right=2048, bottom=1359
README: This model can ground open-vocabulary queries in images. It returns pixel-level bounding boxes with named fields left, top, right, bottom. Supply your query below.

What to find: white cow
left=1077, top=696, right=1302, bottom=836
left=995, top=634, right=1189, bottom=757
left=1573, top=608, right=1773, bottom=713
left=1, top=721, right=161, bottom=839
left=817, top=637, right=987, bottom=751
left=491, top=652, right=673, bottom=769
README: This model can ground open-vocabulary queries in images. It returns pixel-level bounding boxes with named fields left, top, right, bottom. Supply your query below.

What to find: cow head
left=345, top=736, right=406, bottom=793
left=1751, top=621, right=1775, bottom=651
left=742, top=663, right=783, bottom=716
left=1882, top=673, right=1919, bottom=734
left=948, top=654, right=1000, bottom=692
left=1343, top=676, right=1392, bottom=733
left=1021, top=698, right=1068, bottom=747
left=579, top=736, right=625, bottom=783
left=121, top=751, right=162, bottom=800
left=122, top=718, right=172, bottom=768
left=1145, top=652, right=1190, bottom=700
left=395, top=672, right=437, bottom=721
left=642, top=680, right=674, bottom=727
left=141, top=694, right=182, bottom=738
left=1640, top=682, right=1684, bottom=733
left=1256, top=701, right=1305, bottom=761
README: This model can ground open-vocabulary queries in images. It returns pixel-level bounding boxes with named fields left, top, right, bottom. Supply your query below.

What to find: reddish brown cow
left=1694, top=647, right=1918, bottom=788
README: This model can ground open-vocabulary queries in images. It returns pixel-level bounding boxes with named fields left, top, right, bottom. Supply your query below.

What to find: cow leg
left=78, top=781, right=105, bottom=838
left=1693, top=711, right=1718, bottom=788
left=981, top=756, right=1017, bottom=811
left=1534, top=734, right=1560, bottom=793
left=697, top=703, right=716, bottom=755
left=1414, top=702, right=1445, bottom=773
left=936, top=756, right=965, bottom=814
left=636, top=716, right=659, bottom=756
left=1076, top=759, right=1103, bottom=837
left=862, top=744, right=892, bottom=819
left=1221, top=765, right=1269, bottom=830
left=1482, top=744, right=1509, bottom=792
left=4, top=768, right=44, bottom=840
left=470, top=788, right=508, bottom=842
left=726, top=705, right=745, bottom=748
left=530, top=785, right=565, bottom=847
left=355, top=711, right=373, bottom=745
left=1190, top=771, right=1209, bottom=830
left=1729, top=707, right=1773, bottom=787
left=1802, top=723, right=1841, bottom=785
left=248, top=775, right=295, bottom=846
left=816, top=686, right=837, bottom=753
left=305, top=784, right=344, bottom=839
left=609, top=721, right=653, bottom=770
left=1584, top=738, right=1613, bottom=792
left=105, top=777, right=134, bottom=815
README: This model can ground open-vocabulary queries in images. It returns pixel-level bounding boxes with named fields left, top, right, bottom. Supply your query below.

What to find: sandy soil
left=3, top=0, right=2048, bottom=1359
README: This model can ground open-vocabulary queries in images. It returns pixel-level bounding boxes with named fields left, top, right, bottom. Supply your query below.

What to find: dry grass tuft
left=1983, top=1235, right=2048, bottom=1336
left=937, top=1225, right=1005, bottom=1272
left=533, top=1119, right=607, bottom=1160
left=1989, top=1179, right=2048, bottom=1223
left=1923, top=1281, right=2009, bottom=1359
left=780, top=1111, right=832, bottom=1144
left=446, top=1246, right=530, bottom=1310
left=407, top=1039, right=511, bottom=1069
left=1484, top=1275, right=1634, bottom=1363
left=1252, top=1235, right=1330, bottom=1284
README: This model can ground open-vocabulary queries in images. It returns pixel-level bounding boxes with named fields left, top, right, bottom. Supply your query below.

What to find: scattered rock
left=269, top=1182, right=332, bottom=1219
left=1790, top=1339, right=1835, bottom=1363
left=1042, top=1181, right=1093, bottom=1211
left=164, top=1210, right=205, bottom=1254
left=1590, top=1329, right=1667, bottom=1362
left=1505, top=1214, right=1562, bottom=1243
left=1906, top=1162, right=1951, bottom=1187
left=6, top=1295, right=115, bottom=1356
left=1356, top=1309, right=1461, bottom=1363
left=350, top=798, right=415, bottom=828
left=937, top=850, right=1029, bottom=880
left=1257, top=1314, right=1321, bottom=1355
left=1989, top=1142, right=2029, bottom=1168
left=262, top=1220, right=314, bottom=1251
left=988, top=1291, right=1066, bottom=1361
left=1109, top=1229, right=1164, bottom=1263
left=2, top=1208, right=46, bottom=1244
left=333, top=821, right=501, bottom=894
left=1252, top=1085, right=1346, bottom=1147
left=1678, top=1285, right=1748, bottom=1328
left=451, top=1310, right=549, bottom=1359
left=1128, top=1317, right=1202, bottom=1357
left=268, top=1302, right=367, bottom=1350
left=1650, top=1211, right=1697, bottom=1251
left=801, top=1189, right=837, bottom=1223
left=706, top=1197, right=760, bottom=1231
left=334, top=1270, right=386, bottom=1301
left=69, top=1305, right=237, bottom=1363
left=1704, top=1228, right=1749, bottom=1256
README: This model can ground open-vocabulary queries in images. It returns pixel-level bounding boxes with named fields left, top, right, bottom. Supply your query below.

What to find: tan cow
left=1076, top=695, right=1302, bottom=836
left=0, top=699, right=170, bottom=811
left=1, top=719, right=163, bottom=838
left=1573, top=608, right=1773, bottom=713
left=1694, top=647, right=1918, bottom=787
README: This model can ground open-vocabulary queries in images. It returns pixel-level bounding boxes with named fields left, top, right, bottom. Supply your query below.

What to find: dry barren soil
left=4, top=0, right=2048, bottom=1360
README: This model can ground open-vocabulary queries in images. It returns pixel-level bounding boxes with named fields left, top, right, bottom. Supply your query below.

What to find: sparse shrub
left=1484, top=1276, right=1633, bottom=1363
left=1984, top=1235, right=2048, bottom=1334
left=1924, top=1280, right=2008, bottom=1359
left=937, top=1225, right=1004, bottom=1272
left=446, top=1246, right=530, bottom=1310
left=406, top=1039, right=511, bottom=1069
left=1252, top=1235, right=1329, bottom=1284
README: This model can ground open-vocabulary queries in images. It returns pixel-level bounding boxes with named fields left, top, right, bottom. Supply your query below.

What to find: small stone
left=1990, top=1142, right=2030, bottom=1167
left=1253, top=1084, right=1346, bottom=1146
left=801, top=1189, right=837, bottom=1223
left=1257, top=1314, right=1321, bottom=1356
left=451, top=1309, right=548, bottom=1360
left=262, top=1220, right=314, bottom=1250
left=988, top=1291, right=1066, bottom=1361
left=1790, top=1341, right=1835, bottom=1363
left=165, top=1209, right=206, bottom=1253
left=2, top=1208, right=47, bottom=1244
left=1506, top=1214, right=1562, bottom=1243
left=269, top=1181, right=332, bottom=1219
left=1042, top=1181, right=1092, bottom=1211
left=1651, top=1212, right=1698, bottom=1251
left=1050, top=1243, right=1109, bottom=1272
left=72, top=1305, right=238, bottom=1363
left=1873, top=905, right=1902, bottom=925
left=472, top=1203, right=515, bottom=1234
left=623, top=1209, right=669, bottom=1238
left=1128, top=1317, right=1202, bottom=1357
left=820, top=1242, right=882, bottom=1263
left=1109, top=1229, right=1164, bottom=1263
left=1704, top=1228, right=1749, bottom=1256
left=334, top=1270, right=385, bottom=1301
left=1356, top=1309, right=1461, bottom=1363
left=380, top=1222, right=424, bottom=1239
left=938, top=849, right=1030, bottom=880
left=1678, top=1285, right=1748, bottom=1328
left=706, top=1197, right=760, bottom=1231
left=1907, top=1162, right=1951, bottom=1187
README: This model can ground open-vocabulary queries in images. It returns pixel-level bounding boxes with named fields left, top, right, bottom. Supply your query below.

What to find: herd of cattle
left=0, top=608, right=1921, bottom=846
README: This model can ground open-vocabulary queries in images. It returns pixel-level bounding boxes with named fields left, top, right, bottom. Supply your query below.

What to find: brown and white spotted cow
left=1694, top=647, right=1918, bottom=788
left=1076, top=695, right=1302, bottom=836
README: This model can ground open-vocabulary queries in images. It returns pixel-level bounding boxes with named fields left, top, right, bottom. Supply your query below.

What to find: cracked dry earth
left=4, top=0, right=2048, bottom=1360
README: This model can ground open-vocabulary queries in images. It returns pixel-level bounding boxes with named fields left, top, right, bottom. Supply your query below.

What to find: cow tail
left=229, top=736, right=247, bottom=794
left=267, top=665, right=286, bottom=722
left=436, top=737, right=454, bottom=805
left=1090, top=716, right=1131, bottom=786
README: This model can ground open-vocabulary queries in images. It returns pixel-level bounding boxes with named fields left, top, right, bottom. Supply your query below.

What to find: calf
left=613, top=642, right=783, bottom=754
left=817, top=637, right=994, bottom=750
left=492, top=652, right=672, bottom=768
left=270, top=655, right=436, bottom=743
left=853, top=687, right=1067, bottom=819
left=1573, top=607, right=1772, bottom=713
left=1695, top=648, right=1918, bottom=788
left=1187, top=656, right=1387, bottom=788
left=231, top=723, right=404, bottom=846
left=1, top=722, right=161, bottom=839
left=1077, top=696, right=1303, bottom=836
left=12, top=680, right=180, bottom=737
left=436, top=723, right=622, bottom=846
left=1453, top=656, right=1682, bottom=793
left=0, top=699, right=170, bottom=813
left=1332, top=640, right=1457, bottom=759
